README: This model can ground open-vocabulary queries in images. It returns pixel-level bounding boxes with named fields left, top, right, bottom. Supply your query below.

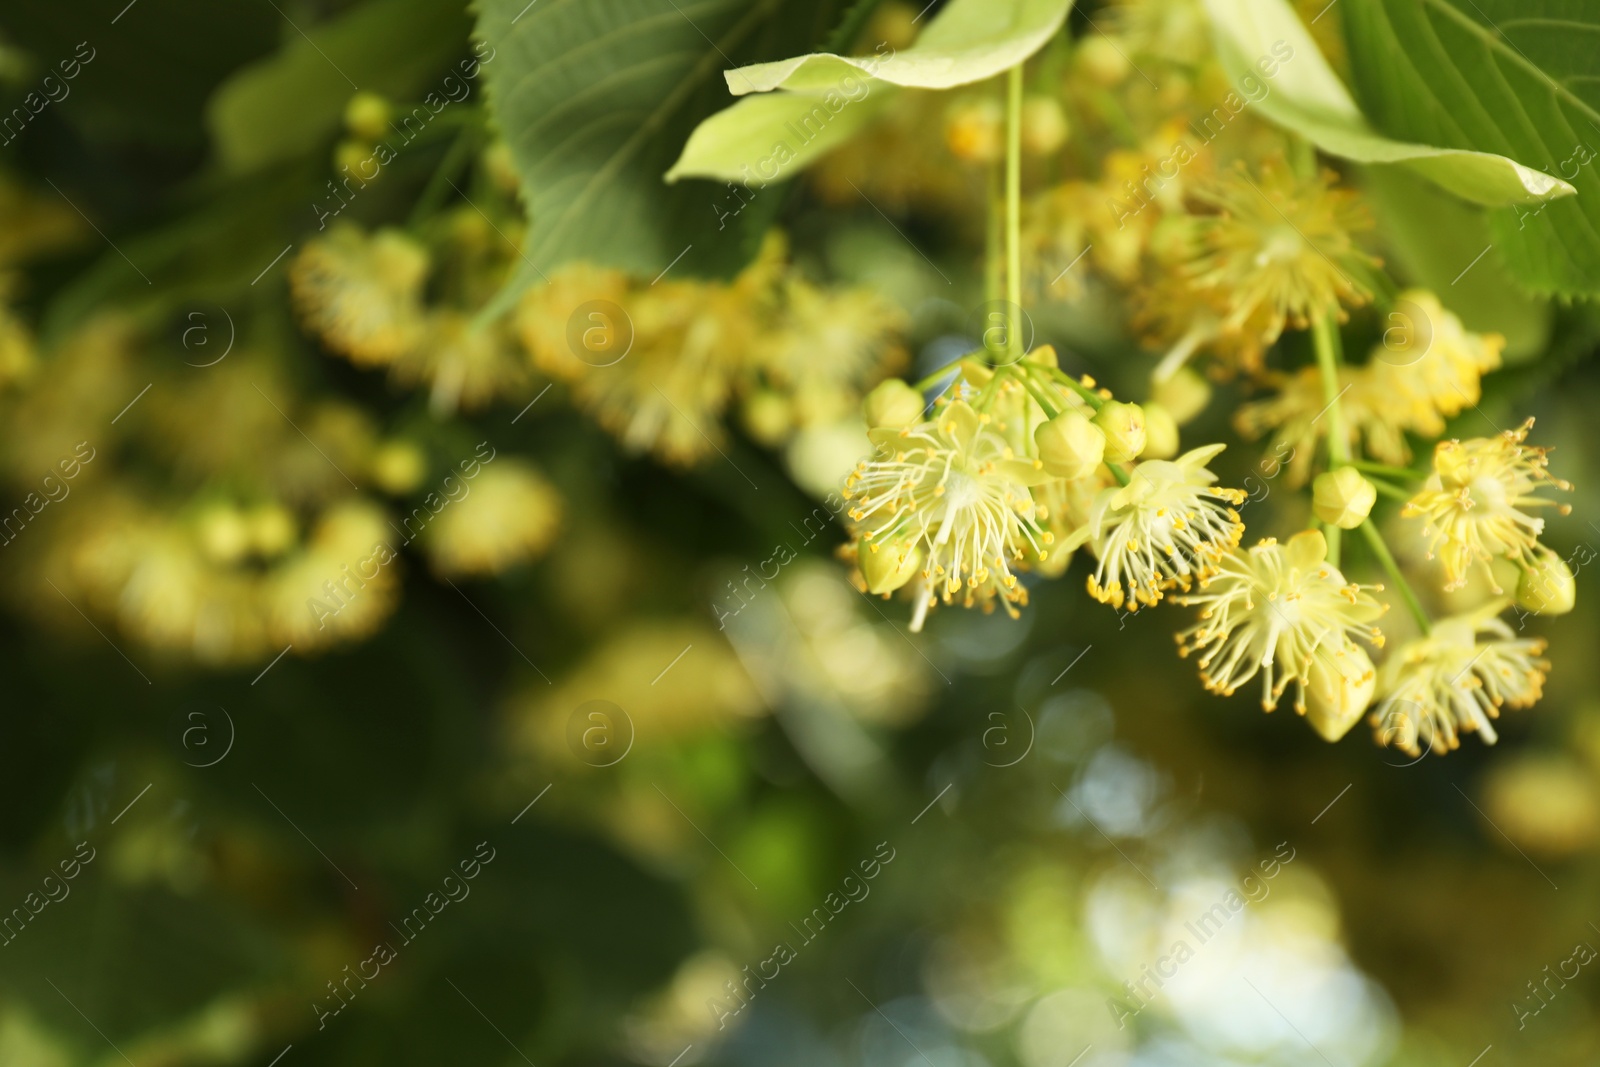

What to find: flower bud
left=1303, top=645, right=1376, bottom=742
left=1516, top=552, right=1576, bottom=615
left=861, top=540, right=922, bottom=595
left=1142, top=403, right=1180, bottom=459
left=1092, top=401, right=1146, bottom=463
left=197, top=504, right=250, bottom=565
left=944, top=99, right=1003, bottom=163
left=1312, top=467, right=1376, bottom=530
left=483, top=141, right=520, bottom=197
left=1034, top=410, right=1105, bottom=479
left=1151, top=365, right=1211, bottom=424
left=334, top=139, right=374, bottom=180
left=1022, top=97, right=1069, bottom=155
left=862, top=379, right=925, bottom=429
left=1025, top=343, right=1059, bottom=369
left=741, top=389, right=792, bottom=446
left=372, top=439, right=427, bottom=495
left=343, top=92, right=391, bottom=142
left=1076, top=35, right=1130, bottom=87
left=249, top=504, right=296, bottom=558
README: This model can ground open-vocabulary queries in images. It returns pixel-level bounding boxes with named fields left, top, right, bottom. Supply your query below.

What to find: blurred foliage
left=0, top=1, right=1597, bottom=1067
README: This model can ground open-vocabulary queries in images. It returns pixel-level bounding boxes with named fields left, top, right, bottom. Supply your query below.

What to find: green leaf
left=724, top=0, right=1074, bottom=94
left=475, top=0, right=847, bottom=322
left=668, top=0, right=1074, bottom=187
left=1339, top=0, right=1600, bottom=296
left=665, top=84, right=891, bottom=183
left=1362, top=166, right=1550, bottom=362
left=1199, top=0, right=1574, bottom=207
left=205, top=0, right=471, bottom=174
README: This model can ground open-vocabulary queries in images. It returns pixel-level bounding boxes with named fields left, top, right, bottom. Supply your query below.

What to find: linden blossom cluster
left=1105, top=40, right=1295, bottom=230
left=307, top=441, right=496, bottom=630
left=1184, top=303, right=1574, bottom=753
left=841, top=345, right=1246, bottom=632
left=1368, top=419, right=1574, bottom=756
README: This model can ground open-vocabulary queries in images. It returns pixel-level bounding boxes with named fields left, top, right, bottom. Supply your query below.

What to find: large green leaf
left=1200, top=0, right=1573, bottom=207
left=1339, top=0, right=1600, bottom=296
left=205, top=0, right=471, bottom=174
left=476, top=0, right=846, bottom=322
left=724, top=0, right=1074, bottom=94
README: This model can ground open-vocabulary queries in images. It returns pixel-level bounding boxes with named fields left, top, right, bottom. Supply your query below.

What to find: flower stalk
left=1359, top=518, right=1431, bottom=635
left=1311, top=309, right=1347, bottom=566
left=1006, top=63, right=1023, bottom=363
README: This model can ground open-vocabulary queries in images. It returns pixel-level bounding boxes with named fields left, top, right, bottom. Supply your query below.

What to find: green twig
left=974, top=365, right=1010, bottom=412
left=1359, top=519, right=1431, bottom=635
left=408, top=123, right=481, bottom=229
left=912, top=351, right=983, bottom=392
left=1031, top=363, right=1104, bottom=410
left=1349, top=459, right=1427, bottom=482
left=1311, top=311, right=1347, bottom=567
left=1017, top=369, right=1059, bottom=419
left=1367, top=478, right=1411, bottom=502
left=1006, top=63, right=1023, bottom=363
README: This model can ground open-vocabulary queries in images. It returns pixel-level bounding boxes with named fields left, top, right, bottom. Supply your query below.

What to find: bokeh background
left=1, top=1, right=1600, bottom=1066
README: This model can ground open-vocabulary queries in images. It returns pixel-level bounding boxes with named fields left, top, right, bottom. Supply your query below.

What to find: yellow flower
left=1176, top=529, right=1385, bottom=712
left=516, top=242, right=792, bottom=466
left=1132, top=270, right=1269, bottom=380
left=267, top=500, right=401, bottom=651
left=1369, top=607, right=1548, bottom=756
left=749, top=277, right=906, bottom=429
left=1234, top=361, right=1437, bottom=487
left=289, top=225, right=428, bottom=367
left=1366, top=290, right=1503, bottom=439
left=1402, top=418, right=1571, bottom=592
left=1082, top=443, right=1247, bottom=610
left=844, top=400, right=1053, bottom=630
left=391, top=309, right=528, bottom=415
left=0, top=300, right=35, bottom=387
left=1303, top=644, right=1378, bottom=742
left=423, top=460, right=562, bottom=577
left=1185, top=158, right=1375, bottom=347
left=945, top=98, right=1004, bottom=164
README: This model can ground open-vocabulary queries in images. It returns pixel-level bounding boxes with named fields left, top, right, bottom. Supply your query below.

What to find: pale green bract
left=667, top=0, right=1074, bottom=184
left=1200, top=0, right=1574, bottom=207
left=723, top=0, right=1074, bottom=94
left=665, top=88, right=890, bottom=185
